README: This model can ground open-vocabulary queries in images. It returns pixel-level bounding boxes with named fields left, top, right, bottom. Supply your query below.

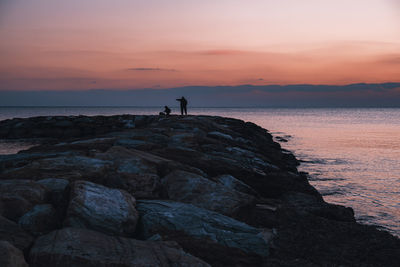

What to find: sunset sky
left=0, top=0, right=399, bottom=91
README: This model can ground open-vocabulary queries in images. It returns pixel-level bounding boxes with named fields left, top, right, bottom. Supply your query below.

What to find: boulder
left=37, top=178, right=69, bottom=207
left=0, top=215, right=33, bottom=252
left=212, top=174, right=258, bottom=196
left=281, top=192, right=355, bottom=222
left=0, top=241, right=28, bottom=267
left=1, top=155, right=112, bottom=181
left=29, top=227, right=210, bottom=267
left=37, top=178, right=69, bottom=193
left=163, top=170, right=255, bottom=216
left=207, top=131, right=233, bottom=141
left=137, top=200, right=272, bottom=261
left=97, top=146, right=164, bottom=198
left=0, top=180, right=48, bottom=221
left=65, top=181, right=139, bottom=236
left=18, top=204, right=59, bottom=235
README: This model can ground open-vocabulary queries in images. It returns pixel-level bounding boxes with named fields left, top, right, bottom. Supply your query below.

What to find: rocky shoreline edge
left=0, top=114, right=399, bottom=266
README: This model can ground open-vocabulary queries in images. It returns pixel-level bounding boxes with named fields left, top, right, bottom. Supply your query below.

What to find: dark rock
left=280, top=192, right=355, bottom=222
left=37, top=178, right=69, bottom=207
left=114, top=138, right=158, bottom=150
left=0, top=241, right=28, bottom=267
left=29, top=227, right=210, bottom=267
left=1, top=155, right=112, bottom=181
left=37, top=178, right=69, bottom=193
left=0, top=180, right=48, bottom=221
left=207, top=131, right=233, bottom=141
left=54, top=120, right=74, bottom=128
left=64, top=181, right=139, bottom=237
left=212, top=174, right=258, bottom=196
left=275, top=136, right=289, bottom=142
left=163, top=170, right=255, bottom=216
left=54, top=137, right=116, bottom=152
left=97, top=146, right=164, bottom=198
left=0, top=215, right=33, bottom=252
left=137, top=200, right=272, bottom=258
left=18, top=204, right=58, bottom=235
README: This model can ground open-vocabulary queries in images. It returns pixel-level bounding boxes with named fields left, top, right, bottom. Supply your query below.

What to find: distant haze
left=1, top=83, right=400, bottom=107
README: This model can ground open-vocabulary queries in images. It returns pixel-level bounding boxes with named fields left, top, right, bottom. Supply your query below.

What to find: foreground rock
left=36, top=178, right=69, bottom=207
left=96, top=146, right=163, bottom=199
left=29, top=227, right=209, bottom=267
left=0, top=155, right=112, bottom=181
left=65, top=181, right=139, bottom=237
left=163, top=170, right=255, bottom=216
left=0, top=215, right=33, bottom=252
left=0, top=241, right=28, bottom=267
left=0, top=180, right=48, bottom=221
left=137, top=200, right=271, bottom=265
left=18, top=204, right=58, bottom=236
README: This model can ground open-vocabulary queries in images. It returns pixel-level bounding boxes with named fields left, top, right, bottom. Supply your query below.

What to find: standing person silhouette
left=176, top=96, right=188, bottom=115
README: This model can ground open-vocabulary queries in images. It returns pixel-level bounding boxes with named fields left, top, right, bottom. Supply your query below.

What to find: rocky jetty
left=0, top=114, right=399, bottom=266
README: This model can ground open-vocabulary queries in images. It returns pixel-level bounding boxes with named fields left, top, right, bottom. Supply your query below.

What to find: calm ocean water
left=0, top=107, right=399, bottom=237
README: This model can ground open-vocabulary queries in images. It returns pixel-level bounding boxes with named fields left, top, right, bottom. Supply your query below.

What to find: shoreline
left=0, top=114, right=399, bottom=266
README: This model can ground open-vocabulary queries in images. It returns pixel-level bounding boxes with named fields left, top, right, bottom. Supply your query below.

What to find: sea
left=0, top=107, right=399, bottom=237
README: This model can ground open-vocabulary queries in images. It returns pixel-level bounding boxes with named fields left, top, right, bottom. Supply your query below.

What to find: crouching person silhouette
left=159, top=106, right=171, bottom=116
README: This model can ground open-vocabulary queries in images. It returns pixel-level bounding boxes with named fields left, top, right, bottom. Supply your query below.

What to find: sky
left=0, top=0, right=399, bottom=91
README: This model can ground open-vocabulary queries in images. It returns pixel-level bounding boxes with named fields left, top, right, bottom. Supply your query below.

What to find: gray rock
left=207, top=131, right=233, bottom=141
left=1, top=155, right=112, bottom=181
left=65, top=181, right=139, bottom=236
left=163, top=170, right=255, bottom=216
left=29, top=227, right=210, bottom=267
left=97, top=146, right=164, bottom=198
left=213, top=174, right=258, bottom=196
left=137, top=200, right=271, bottom=256
left=0, top=241, right=28, bottom=267
left=18, top=204, right=58, bottom=235
left=69, top=137, right=115, bottom=145
left=226, top=146, right=256, bottom=157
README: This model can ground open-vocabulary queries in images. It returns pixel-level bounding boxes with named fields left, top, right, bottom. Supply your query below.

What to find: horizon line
left=1, top=81, right=400, bottom=92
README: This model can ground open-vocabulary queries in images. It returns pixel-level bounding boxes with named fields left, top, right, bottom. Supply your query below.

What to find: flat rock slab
left=1, top=155, right=112, bottom=181
left=29, top=227, right=210, bottom=267
left=163, top=170, right=255, bottom=216
left=213, top=174, right=258, bottom=196
left=65, top=181, right=139, bottom=237
left=0, top=241, right=28, bottom=267
left=137, top=200, right=271, bottom=257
